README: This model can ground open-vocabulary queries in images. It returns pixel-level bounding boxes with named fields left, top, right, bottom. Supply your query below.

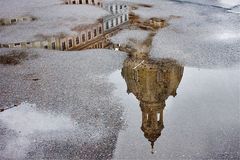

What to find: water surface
left=109, top=58, right=239, bottom=159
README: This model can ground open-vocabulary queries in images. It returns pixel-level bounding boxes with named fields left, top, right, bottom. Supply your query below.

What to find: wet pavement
left=0, top=49, right=127, bottom=160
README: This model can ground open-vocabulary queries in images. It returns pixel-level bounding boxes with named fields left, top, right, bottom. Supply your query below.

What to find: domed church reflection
left=121, top=57, right=184, bottom=153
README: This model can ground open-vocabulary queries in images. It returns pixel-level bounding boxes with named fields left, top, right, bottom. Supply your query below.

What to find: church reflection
left=121, top=56, right=184, bottom=153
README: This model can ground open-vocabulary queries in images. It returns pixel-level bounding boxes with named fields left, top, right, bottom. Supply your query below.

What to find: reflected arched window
left=82, top=34, right=86, bottom=42
left=51, top=42, right=56, bottom=50
left=68, top=39, right=73, bottom=48
left=98, top=26, right=102, bottom=34
left=94, top=29, right=97, bottom=37
left=62, top=42, right=66, bottom=50
left=88, top=31, right=91, bottom=40
left=76, top=36, right=80, bottom=45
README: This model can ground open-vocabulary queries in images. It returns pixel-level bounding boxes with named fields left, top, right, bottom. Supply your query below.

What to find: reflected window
left=106, top=22, right=109, bottom=29
left=111, top=19, right=114, bottom=27
left=125, top=14, right=127, bottom=21
left=62, top=42, right=66, bottom=50
left=99, top=26, right=102, bottom=34
left=82, top=34, right=86, bottom=42
left=14, top=43, right=21, bottom=47
left=79, top=0, right=82, bottom=4
left=120, top=15, right=123, bottom=23
left=76, top=37, right=80, bottom=45
left=92, top=0, right=94, bottom=4
left=11, top=19, right=17, bottom=23
left=68, top=39, right=73, bottom=48
left=86, top=0, right=88, bottom=4
left=94, top=29, right=97, bottom=37
left=110, top=6, right=113, bottom=12
left=72, top=0, right=76, bottom=4
left=88, top=31, right=91, bottom=40
left=116, top=18, right=118, bottom=25
left=157, top=113, right=160, bottom=122
left=2, top=44, right=9, bottom=48
left=52, top=42, right=56, bottom=49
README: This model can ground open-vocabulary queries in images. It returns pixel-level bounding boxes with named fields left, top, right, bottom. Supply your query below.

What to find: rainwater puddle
left=109, top=58, right=240, bottom=159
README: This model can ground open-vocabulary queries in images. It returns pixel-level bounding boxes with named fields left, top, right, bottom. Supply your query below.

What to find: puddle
left=1, top=1, right=239, bottom=159
left=109, top=57, right=239, bottom=159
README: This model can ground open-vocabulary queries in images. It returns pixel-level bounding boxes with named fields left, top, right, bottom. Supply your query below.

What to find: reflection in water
left=121, top=57, right=184, bottom=153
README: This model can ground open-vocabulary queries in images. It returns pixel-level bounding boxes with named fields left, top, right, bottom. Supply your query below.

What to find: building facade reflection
left=121, top=57, right=184, bottom=152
